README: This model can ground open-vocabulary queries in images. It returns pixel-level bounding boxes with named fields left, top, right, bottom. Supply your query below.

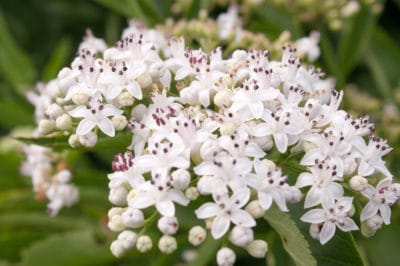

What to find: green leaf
left=42, top=37, right=73, bottom=82
left=20, top=229, right=114, bottom=266
left=338, top=4, right=376, bottom=79
left=0, top=11, right=36, bottom=91
left=187, top=236, right=223, bottom=266
left=264, top=205, right=317, bottom=266
left=0, top=100, right=33, bottom=128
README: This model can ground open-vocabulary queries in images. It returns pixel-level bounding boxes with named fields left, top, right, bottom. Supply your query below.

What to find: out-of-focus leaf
left=319, top=31, right=344, bottom=87
left=42, top=37, right=72, bottom=82
left=264, top=205, right=316, bottom=266
left=364, top=50, right=392, bottom=99
left=0, top=11, right=36, bottom=91
left=138, top=0, right=163, bottom=22
left=0, top=100, right=33, bottom=128
left=20, top=229, right=114, bottom=266
left=338, top=4, right=375, bottom=79
left=254, top=3, right=303, bottom=39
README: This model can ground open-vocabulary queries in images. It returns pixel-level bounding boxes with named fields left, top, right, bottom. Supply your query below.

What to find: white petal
left=253, top=123, right=271, bottom=137
left=295, top=172, right=314, bottom=188
left=245, top=143, right=266, bottom=158
left=320, top=221, right=336, bottom=245
left=274, top=133, right=288, bottom=153
left=102, top=104, right=123, bottom=116
left=231, top=189, right=250, bottom=208
left=129, top=194, right=155, bottom=209
left=175, top=68, right=192, bottom=80
left=304, top=187, right=322, bottom=208
left=212, top=215, right=231, bottom=239
left=258, top=192, right=273, bottom=210
left=171, top=156, right=190, bottom=169
left=126, top=81, right=143, bottom=99
left=360, top=201, right=379, bottom=222
left=76, top=118, right=96, bottom=136
left=98, top=118, right=115, bottom=137
left=156, top=200, right=175, bottom=217
left=300, top=209, right=325, bottom=224
left=327, top=182, right=344, bottom=199
left=69, top=105, right=90, bottom=118
left=272, top=191, right=288, bottom=212
left=249, top=103, right=264, bottom=119
left=231, top=209, right=256, bottom=227
left=379, top=204, right=391, bottom=225
left=336, top=197, right=353, bottom=212
left=168, top=188, right=189, bottom=206
left=195, top=203, right=220, bottom=219
left=358, top=160, right=374, bottom=177
left=337, top=217, right=359, bottom=232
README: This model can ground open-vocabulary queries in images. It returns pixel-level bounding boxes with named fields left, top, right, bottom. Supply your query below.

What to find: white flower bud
left=302, top=141, right=317, bottom=152
left=229, top=226, right=254, bottom=247
left=72, top=91, right=89, bottom=105
left=309, top=223, right=321, bottom=240
left=284, top=186, right=303, bottom=203
left=108, top=207, right=125, bottom=218
left=245, top=200, right=265, bottom=219
left=109, top=186, right=129, bottom=206
left=38, top=119, right=55, bottom=135
left=188, top=226, right=206, bottom=246
left=68, top=134, right=80, bottom=148
left=158, top=235, right=177, bottom=254
left=214, top=90, right=232, bottom=108
left=136, top=235, right=153, bottom=253
left=366, top=214, right=383, bottom=231
left=182, top=249, right=198, bottom=262
left=220, top=122, right=236, bottom=136
left=112, top=115, right=128, bottom=131
left=131, top=104, right=147, bottom=121
left=56, top=114, right=72, bottom=131
left=55, top=169, right=72, bottom=183
left=137, top=73, right=152, bottom=88
left=158, top=216, right=179, bottom=235
left=349, top=175, right=368, bottom=191
left=148, top=62, right=165, bottom=80
left=216, top=247, right=236, bottom=266
left=185, top=187, right=199, bottom=200
left=108, top=213, right=126, bottom=232
left=344, top=157, right=357, bottom=176
left=117, top=91, right=134, bottom=107
left=171, top=169, right=190, bottom=190
left=121, top=207, right=144, bottom=228
left=118, top=230, right=138, bottom=250
left=126, top=189, right=137, bottom=202
left=110, top=240, right=125, bottom=257
left=246, top=240, right=268, bottom=258
left=79, top=132, right=98, bottom=147
left=45, top=103, right=64, bottom=119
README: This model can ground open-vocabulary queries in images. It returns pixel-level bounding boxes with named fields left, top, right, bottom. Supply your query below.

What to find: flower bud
left=246, top=240, right=268, bottom=258
left=137, top=73, right=152, bottom=88
left=309, top=223, right=321, bottom=240
left=188, top=226, right=206, bottom=246
left=220, top=122, right=236, bottom=136
left=158, top=235, right=177, bottom=254
left=349, top=175, right=368, bottom=191
left=38, top=119, right=56, bottom=135
left=56, top=114, right=73, bottom=131
left=158, top=216, right=179, bottom=235
left=126, top=189, right=137, bottom=202
left=366, top=214, right=383, bottom=231
left=136, top=235, right=153, bottom=253
left=245, top=200, right=265, bottom=219
left=121, top=207, right=144, bottom=228
left=229, top=226, right=254, bottom=247
left=108, top=213, right=126, bottom=232
left=112, top=115, right=128, bottom=131
left=45, top=103, right=64, bottom=119
left=117, top=91, right=134, bottom=107
left=110, top=240, right=125, bottom=257
left=109, top=186, right=128, bottom=206
left=108, top=207, right=124, bottom=218
left=79, top=132, right=98, bottom=147
left=284, top=186, right=302, bottom=203
left=118, top=230, right=138, bottom=250
left=72, top=91, right=89, bottom=105
left=214, top=90, right=232, bottom=108
left=171, top=169, right=190, bottom=190
left=261, top=159, right=276, bottom=171
left=56, top=169, right=72, bottom=183
left=216, top=247, right=236, bottom=266
left=185, top=187, right=199, bottom=200
left=68, top=134, right=80, bottom=148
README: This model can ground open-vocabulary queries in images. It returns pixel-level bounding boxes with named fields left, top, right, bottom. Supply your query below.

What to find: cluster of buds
left=22, top=6, right=399, bottom=266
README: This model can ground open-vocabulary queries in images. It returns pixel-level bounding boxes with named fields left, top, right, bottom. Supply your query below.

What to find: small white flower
left=360, top=178, right=400, bottom=225
left=301, top=197, right=358, bottom=244
left=195, top=188, right=255, bottom=239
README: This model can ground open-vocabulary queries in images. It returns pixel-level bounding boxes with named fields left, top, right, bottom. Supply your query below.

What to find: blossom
left=360, top=178, right=400, bottom=224
left=301, top=197, right=358, bottom=244
left=195, top=188, right=255, bottom=239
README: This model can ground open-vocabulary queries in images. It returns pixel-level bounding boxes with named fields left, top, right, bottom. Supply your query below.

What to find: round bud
left=137, top=73, right=152, bottom=88
left=349, top=175, right=368, bottom=192
left=188, top=226, right=207, bottom=246
left=136, top=235, right=153, bottom=253
left=56, top=169, right=72, bottom=183
left=79, top=132, right=98, bottom=147
left=158, top=216, right=179, bottom=235
left=110, top=240, right=125, bottom=257
left=171, top=169, right=190, bottom=190
left=245, top=200, right=265, bottom=219
left=56, top=114, right=73, bottom=131
left=72, top=91, right=89, bottom=105
left=366, top=214, right=383, bottom=231
left=246, top=240, right=268, bottom=258
left=158, top=235, right=177, bottom=254
left=185, top=187, right=200, bottom=200
left=112, top=115, right=128, bottom=131
left=38, top=119, right=55, bottom=135
left=309, top=223, right=321, bottom=240
left=214, top=90, right=232, bottom=108
left=117, top=91, right=134, bottom=107
left=45, top=103, right=64, bottom=119
left=109, top=186, right=128, bottom=206
left=68, top=134, right=80, bottom=148
left=216, top=247, right=236, bottom=266
left=108, top=213, right=126, bottom=232
left=220, top=122, right=236, bottom=136
left=117, top=230, right=138, bottom=250
left=229, top=226, right=254, bottom=247
left=121, top=207, right=144, bottom=228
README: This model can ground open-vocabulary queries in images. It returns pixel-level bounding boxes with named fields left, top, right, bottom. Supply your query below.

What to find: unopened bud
left=121, top=207, right=144, bottom=228
left=38, top=119, right=55, bottom=135
left=246, top=240, right=268, bottom=258
left=216, top=247, right=236, bottom=266
left=158, top=235, right=177, bottom=254
left=188, top=226, right=206, bottom=246
left=229, top=226, right=254, bottom=247
left=68, top=134, right=80, bottom=148
left=56, top=114, right=72, bottom=131
left=185, top=187, right=199, bottom=200
left=349, top=175, right=368, bottom=191
left=136, top=235, right=153, bottom=252
left=245, top=200, right=265, bottom=219
left=112, top=115, right=128, bottom=131
left=158, top=216, right=179, bottom=235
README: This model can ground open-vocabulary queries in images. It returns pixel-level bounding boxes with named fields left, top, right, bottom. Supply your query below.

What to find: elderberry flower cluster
left=22, top=6, right=399, bottom=266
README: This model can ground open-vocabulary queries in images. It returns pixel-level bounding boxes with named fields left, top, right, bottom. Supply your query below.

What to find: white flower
left=301, top=197, right=358, bottom=244
left=195, top=189, right=255, bottom=239
left=69, top=99, right=123, bottom=137
left=295, top=31, right=320, bottom=62
left=360, top=178, right=400, bottom=225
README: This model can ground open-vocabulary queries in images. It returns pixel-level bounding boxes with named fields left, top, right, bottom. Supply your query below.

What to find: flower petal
left=195, top=203, right=220, bottom=219
left=231, top=209, right=256, bottom=227
left=300, top=209, right=325, bottom=224
left=156, top=200, right=175, bottom=217
left=212, top=215, right=230, bottom=239
left=360, top=201, right=379, bottom=222
left=76, top=118, right=96, bottom=136
left=337, top=217, right=359, bottom=232
left=320, top=221, right=336, bottom=245
left=274, top=133, right=288, bottom=153
left=379, top=204, right=391, bottom=225
left=98, top=118, right=115, bottom=137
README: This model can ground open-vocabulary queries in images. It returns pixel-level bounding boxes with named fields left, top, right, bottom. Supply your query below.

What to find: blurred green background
left=0, top=0, right=400, bottom=265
